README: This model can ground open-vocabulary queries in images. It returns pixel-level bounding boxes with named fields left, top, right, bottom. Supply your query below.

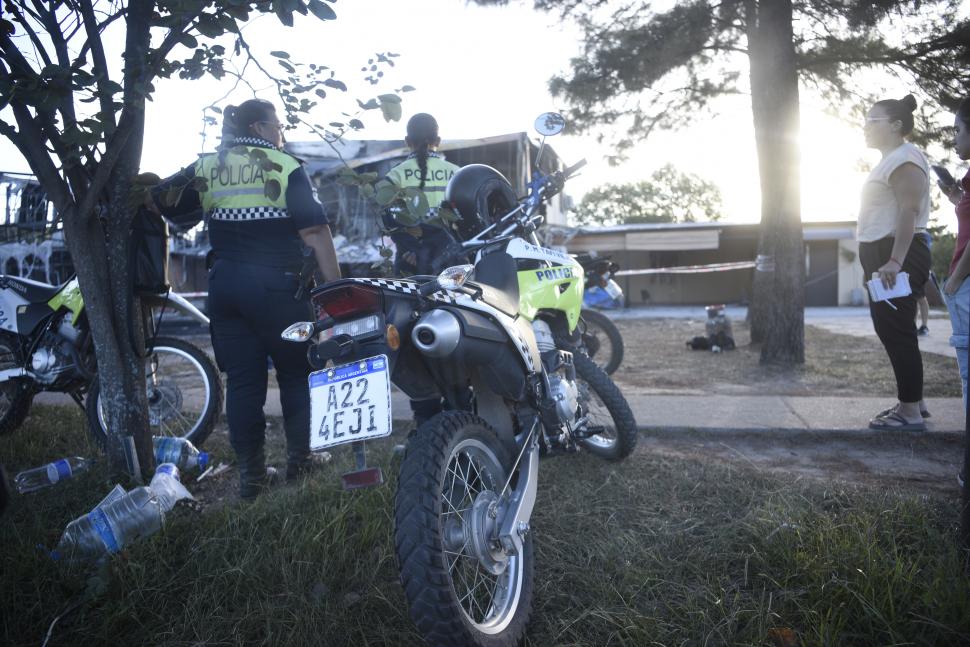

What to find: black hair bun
left=900, top=94, right=917, bottom=112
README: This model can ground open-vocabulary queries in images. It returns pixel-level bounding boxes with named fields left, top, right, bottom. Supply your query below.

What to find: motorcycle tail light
left=313, top=283, right=382, bottom=321
left=320, top=314, right=381, bottom=340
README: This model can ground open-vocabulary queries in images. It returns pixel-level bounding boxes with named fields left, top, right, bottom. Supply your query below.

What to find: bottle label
left=47, top=459, right=72, bottom=484
left=87, top=508, right=121, bottom=553
left=156, top=463, right=179, bottom=480
left=155, top=437, right=180, bottom=464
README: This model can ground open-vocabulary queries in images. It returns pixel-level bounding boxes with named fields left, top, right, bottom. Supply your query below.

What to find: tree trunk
left=746, top=0, right=804, bottom=364
left=58, top=0, right=157, bottom=480
left=62, top=194, right=153, bottom=479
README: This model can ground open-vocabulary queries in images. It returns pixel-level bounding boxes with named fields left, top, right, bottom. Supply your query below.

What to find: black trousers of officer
left=208, top=258, right=314, bottom=473
left=859, top=235, right=931, bottom=403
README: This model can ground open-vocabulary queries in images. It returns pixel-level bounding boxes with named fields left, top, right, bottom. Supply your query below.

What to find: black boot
left=238, top=448, right=280, bottom=500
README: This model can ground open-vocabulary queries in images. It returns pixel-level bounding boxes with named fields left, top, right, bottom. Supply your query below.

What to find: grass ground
left=2, top=406, right=969, bottom=646
left=611, top=320, right=963, bottom=397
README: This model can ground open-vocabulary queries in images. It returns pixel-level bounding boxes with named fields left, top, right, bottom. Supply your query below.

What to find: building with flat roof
left=558, top=221, right=862, bottom=307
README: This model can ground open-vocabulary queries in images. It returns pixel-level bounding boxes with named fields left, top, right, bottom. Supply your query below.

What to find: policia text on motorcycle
left=149, top=99, right=341, bottom=500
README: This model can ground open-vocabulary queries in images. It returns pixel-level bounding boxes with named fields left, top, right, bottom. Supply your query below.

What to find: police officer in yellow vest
left=377, top=113, right=465, bottom=427
left=150, top=99, right=341, bottom=500
left=377, top=113, right=463, bottom=276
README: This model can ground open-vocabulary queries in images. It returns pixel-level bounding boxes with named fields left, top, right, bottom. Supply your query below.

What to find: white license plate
left=308, top=355, right=392, bottom=451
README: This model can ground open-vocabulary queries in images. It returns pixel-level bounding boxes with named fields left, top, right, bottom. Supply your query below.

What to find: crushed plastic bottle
left=152, top=437, right=209, bottom=472
left=53, top=486, right=163, bottom=561
left=149, top=463, right=193, bottom=512
left=52, top=465, right=191, bottom=562
left=14, top=457, right=93, bottom=494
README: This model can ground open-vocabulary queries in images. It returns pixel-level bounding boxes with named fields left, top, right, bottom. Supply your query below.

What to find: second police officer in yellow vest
left=151, top=99, right=341, bottom=500
left=377, top=113, right=465, bottom=276
left=377, top=113, right=466, bottom=426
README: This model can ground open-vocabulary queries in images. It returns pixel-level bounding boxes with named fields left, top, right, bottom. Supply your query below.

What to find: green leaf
left=178, top=33, right=198, bottom=49
left=377, top=93, right=401, bottom=104
left=356, top=98, right=379, bottom=110
left=375, top=183, right=400, bottom=206
left=323, top=78, right=347, bottom=92
left=270, top=51, right=291, bottom=59
left=349, top=119, right=364, bottom=130
left=403, top=189, right=429, bottom=219
left=275, top=4, right=295, bottom=27
left=379, top=96, right=402, bottom=122
left=399, top=85, right=415, bottom=92
left=195, top=15, right=224, bottom=38
left=279, top=60, right=296, bottom=73
left=264, top=179, right=282, bottom=201
left=329, top=122, right=344, bottom=128
left=308, top=0, right=337, bottom=21
left=315, top=89, right=327, bottom=99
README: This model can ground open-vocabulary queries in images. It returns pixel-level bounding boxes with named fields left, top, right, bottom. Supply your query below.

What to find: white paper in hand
left=866, top=271, right=912, bottom=304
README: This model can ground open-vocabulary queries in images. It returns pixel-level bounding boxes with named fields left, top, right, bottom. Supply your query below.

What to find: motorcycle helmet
left=444, top=164, right=519, bottom=241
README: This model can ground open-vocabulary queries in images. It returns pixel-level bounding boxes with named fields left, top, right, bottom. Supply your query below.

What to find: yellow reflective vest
left=196, top=145, right=302, bottom=220
left=383, top=153, right=460, bottom=227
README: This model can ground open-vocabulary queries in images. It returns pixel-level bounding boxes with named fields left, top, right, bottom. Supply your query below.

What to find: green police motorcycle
left=0, top=274, right=221, bottom=448
left=282, top=113, right=636, bottom=646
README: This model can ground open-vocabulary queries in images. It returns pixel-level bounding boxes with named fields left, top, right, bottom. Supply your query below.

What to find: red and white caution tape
left=614, top=261, right=757, bottom=277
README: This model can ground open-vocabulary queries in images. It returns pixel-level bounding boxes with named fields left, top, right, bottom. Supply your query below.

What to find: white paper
left=867, top=272, right=912, bottom=303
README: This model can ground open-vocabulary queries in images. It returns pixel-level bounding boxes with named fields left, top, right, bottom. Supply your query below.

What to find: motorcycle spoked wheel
left=0, top=335, right=33, bottom=436
left=86, top=336, right=222, bottom=450
left=573, top=352, right=638, bottom=461
left=395, top=411, right=535, bottom=647
left=580, top=309, right=624, bottom=375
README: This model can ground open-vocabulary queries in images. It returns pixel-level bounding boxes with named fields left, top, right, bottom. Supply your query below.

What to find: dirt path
left=639, top=428, right=964, bottom=496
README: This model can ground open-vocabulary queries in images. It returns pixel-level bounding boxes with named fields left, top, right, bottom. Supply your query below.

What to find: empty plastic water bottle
left=149, top=463, right=193, bottom=512
left=14, top=457, right=93, bottom=494
left=53, top=486, right=163, bottom=561
left=51, top=465, right=195, bottom=562
left=152, top=437, right=209, bottom=472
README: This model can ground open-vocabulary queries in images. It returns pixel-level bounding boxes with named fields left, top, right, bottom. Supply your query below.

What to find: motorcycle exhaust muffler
left=411, top=309, right=462, bottom=358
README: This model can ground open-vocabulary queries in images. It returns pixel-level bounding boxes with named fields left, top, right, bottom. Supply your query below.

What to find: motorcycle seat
left=1, top=276, right=63, bottom=304
left=471, top=251, right=519, bottom=317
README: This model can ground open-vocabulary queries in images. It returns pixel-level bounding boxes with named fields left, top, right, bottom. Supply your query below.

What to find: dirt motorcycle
left=281, top=113, right=637, bottom=646
left=0, top=274, right=222, bottom=448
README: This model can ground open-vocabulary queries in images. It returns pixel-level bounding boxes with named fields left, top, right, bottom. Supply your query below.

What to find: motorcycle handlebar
left=564, top=158, right=587, bottom=178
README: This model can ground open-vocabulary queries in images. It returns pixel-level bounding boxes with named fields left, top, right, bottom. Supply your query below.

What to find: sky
left=0, top=0, right=960, bottom=227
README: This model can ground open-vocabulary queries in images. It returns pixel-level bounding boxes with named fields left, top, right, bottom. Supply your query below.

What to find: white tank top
left=857, top=142, right=930, bottom=243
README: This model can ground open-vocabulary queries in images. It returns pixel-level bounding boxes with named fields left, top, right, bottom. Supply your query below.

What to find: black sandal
left=875, top=404, right=930, bottom=419
left=868, top=410, right=926, bottom=432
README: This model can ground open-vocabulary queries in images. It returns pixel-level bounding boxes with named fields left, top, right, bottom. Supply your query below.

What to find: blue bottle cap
left=198, top=452, right=209, bottom=471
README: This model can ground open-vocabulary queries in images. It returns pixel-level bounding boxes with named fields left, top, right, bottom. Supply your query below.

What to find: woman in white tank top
left=857, top=94, right=932, bottom=431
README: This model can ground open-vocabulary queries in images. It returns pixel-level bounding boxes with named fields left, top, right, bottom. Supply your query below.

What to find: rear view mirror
left=534, top=113, right=566, bottom=137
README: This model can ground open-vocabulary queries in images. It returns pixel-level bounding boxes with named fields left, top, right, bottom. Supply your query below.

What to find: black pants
left=208, top=259, right=314, bottom=467
left=859, top=236, right=931, bottom=403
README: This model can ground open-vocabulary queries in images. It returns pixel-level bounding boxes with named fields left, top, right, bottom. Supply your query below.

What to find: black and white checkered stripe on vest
left=209, top=206, right=289, bottom=221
